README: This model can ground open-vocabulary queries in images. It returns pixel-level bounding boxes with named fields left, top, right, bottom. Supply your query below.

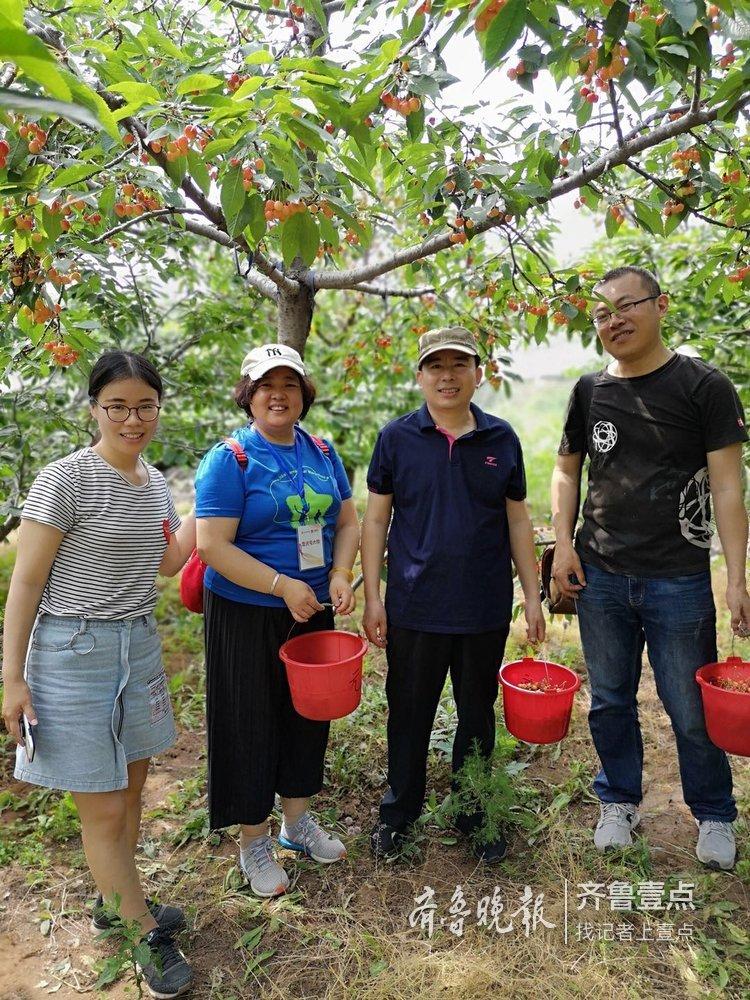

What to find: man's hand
left=363, top=598, right=387, bottom=648
left=551, top=540, right=586, bottom=600
left=726, top=582, right=750, bottom=638
left=524, top=598, right=546, bottom=644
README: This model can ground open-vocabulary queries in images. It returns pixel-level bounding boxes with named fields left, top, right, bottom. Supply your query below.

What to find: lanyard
left=253, top=426, right=309, bottom=518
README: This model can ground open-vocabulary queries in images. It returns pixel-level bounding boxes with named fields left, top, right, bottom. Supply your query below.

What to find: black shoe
left=92, top=894, right=187, bottom=935
left=138, top=927, right=193, bottom=999
left=472, top=833, right=508, bottom=865
left=370, top=822, right=405, bottom=858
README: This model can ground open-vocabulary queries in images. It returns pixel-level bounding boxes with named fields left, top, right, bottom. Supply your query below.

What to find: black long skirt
left=203, top=589, right=334, bottom=828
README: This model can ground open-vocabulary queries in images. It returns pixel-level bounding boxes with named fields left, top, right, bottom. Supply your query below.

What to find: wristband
left=269, top=572, right=281, bottom=595
left=329, top=566, right=354, bottom=583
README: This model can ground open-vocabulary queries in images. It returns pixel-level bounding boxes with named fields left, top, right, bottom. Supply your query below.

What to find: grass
left=1, top=427, right=749, bottom=996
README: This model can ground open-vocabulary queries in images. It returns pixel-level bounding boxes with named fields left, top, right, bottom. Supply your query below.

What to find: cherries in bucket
left=695, top=654, right=750, bottom=757
left=499, top=656, right=581, bottom=745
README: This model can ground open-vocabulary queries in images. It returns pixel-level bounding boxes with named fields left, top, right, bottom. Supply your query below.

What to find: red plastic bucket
left=499, top=657, right=581, bottom=744
left=695, top=656, right=750, bottom=757
left=279, top=630, right=367, bottom=721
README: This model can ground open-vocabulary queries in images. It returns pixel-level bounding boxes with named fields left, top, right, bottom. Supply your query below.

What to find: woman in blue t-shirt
left=195, top=344, right=358, bottom=897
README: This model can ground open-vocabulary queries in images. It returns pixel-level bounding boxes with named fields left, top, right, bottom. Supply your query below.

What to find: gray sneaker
left=594, top=802, right=640, bottom=851
left=695, top=820, right=736, bottom=871
left=279, top=812, right=346, bottom=864
left=240, top=835, right=289, bottom=897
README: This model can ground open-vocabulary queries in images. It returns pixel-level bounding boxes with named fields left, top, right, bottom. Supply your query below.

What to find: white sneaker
left=594, top=802, right=640, bottom=851
left=240, top=835, right=289, bottom=897
left=695, top=820, right=736, bottom=871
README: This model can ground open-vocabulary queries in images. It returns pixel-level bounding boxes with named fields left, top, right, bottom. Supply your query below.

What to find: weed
left=441, top=733, right=537, bottom=847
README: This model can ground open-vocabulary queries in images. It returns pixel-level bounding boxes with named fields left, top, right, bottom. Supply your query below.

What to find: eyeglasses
left=94, top=402, right=161, bottom=422
left=592, top=294, right=660, bottom=328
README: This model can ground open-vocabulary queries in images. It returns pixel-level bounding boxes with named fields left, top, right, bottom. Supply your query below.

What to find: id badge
left=297, top=523, right=325, bottom=571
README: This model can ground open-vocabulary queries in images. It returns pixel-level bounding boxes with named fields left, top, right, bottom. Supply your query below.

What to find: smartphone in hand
left=19, top=713, right=36, bottom=762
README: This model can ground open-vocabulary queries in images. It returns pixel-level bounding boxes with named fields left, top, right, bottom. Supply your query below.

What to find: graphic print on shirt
left=269, top=468, right=334, bottom=528
left=591, top=420, right=618, bottom=454
left=678, top=466, right=713, bottom=548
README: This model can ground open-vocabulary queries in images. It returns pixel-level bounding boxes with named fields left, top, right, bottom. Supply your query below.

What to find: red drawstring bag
left=180, top=431, right=331, bottom=614
left=179, top=438, right=247, bottom=613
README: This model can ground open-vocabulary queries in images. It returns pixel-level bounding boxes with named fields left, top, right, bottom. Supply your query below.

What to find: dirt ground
left=2, top=635, right=749, bottom=1000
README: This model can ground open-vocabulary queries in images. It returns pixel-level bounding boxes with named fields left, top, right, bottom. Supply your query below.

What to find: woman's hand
left=1, top=678, right=37, bottom=745
left=329, top=573, right=356, bottom=615
left=278, top=575, right=325, bottom=623
left=524, top=598, right=546, bottom=644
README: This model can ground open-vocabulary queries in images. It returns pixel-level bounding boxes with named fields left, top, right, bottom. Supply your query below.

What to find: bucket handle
left=283, top=602, right=365, bottom=646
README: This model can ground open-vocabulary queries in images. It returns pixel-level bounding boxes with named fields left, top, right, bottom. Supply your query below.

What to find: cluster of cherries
left=710, top=676, right=750, bottom=693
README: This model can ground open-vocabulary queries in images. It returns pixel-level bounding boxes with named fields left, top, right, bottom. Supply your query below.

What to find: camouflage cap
left=417, top=326, right=479, bottom=366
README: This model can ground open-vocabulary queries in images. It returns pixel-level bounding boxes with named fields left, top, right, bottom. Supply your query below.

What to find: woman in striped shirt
left=1, top=351, right=195, bottom=999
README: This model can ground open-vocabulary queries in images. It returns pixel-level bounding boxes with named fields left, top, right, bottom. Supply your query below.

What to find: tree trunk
left=277, top=282, right=315, bottom=357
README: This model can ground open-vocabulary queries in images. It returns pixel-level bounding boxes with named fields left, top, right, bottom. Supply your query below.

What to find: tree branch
left=625, top=159, right=749, bottom=232
left=89, top=207, right=208, bottom=244
left=313, top=91, right=750, bottom=290
left=333, top=282, right=436, bottom=298
left=222, top=1, right=289, bottom=18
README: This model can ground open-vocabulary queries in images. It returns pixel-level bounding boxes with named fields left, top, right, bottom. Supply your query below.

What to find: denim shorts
left=14, top=614, right=177, bottom=793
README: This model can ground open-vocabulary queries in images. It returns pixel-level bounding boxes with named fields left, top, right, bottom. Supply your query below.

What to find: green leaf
left=51, top=163, right=102, bottom=190
left=203, top=137, right=240, bottom=158
left=603, top=1, right=630, bottom=43
left=176, top=74, right=224, bottom=95
left=65, top=74, right=121, bottom=140
left=244, top=49, right=273, bottom=66
left=633, top=200, right=663, bottom=236
left=108, top=81, right=161, bottom=109
left=482, top=0, right=526, bottom=68
left=221, top=166, right=246, bottom=233
left=281, top=211, right=319, bottom=268
left=0, top=22, right=72, bottom=101
left=186, top=150, right=211, bottom=196
left=406, top=105, right=425, bottom=141
left=243, top=194, right=266, bottom=246
left=42, top=205, right=62, bottom=242
left=133, top=942, right=152, bottom=967
left=605, top=208, right=620, bottom=238
left=659, top=43, right=690, bottom=57
left=232, top=77, right=265, bottom=101
left=0, top=87, right=106, bottom=132
left=163, top=154, right=187, bottom=185
left=663, top=0, right=698, bottom=33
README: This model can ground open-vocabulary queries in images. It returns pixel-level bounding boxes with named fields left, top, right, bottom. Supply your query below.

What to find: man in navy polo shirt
left=362, top=326, right=545, bottom=862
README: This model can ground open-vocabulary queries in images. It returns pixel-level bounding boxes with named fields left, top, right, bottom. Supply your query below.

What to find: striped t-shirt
left=22, top=448, right=181, bottom=620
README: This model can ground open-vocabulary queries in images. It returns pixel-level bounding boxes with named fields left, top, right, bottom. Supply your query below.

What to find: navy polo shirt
left=367, top=402, right=526, bottom=634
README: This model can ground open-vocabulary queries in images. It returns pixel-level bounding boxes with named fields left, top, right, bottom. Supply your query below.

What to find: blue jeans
left=577, top=562, right=736, bottom=823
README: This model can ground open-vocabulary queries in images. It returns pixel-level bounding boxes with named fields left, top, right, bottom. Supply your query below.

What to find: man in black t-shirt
left=551, top=265, right=749, bottom=871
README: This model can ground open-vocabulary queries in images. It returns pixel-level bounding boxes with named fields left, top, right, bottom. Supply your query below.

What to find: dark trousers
left=379, top=624, right=510, bottom=830
left=204, top=589, right=334, bottom=828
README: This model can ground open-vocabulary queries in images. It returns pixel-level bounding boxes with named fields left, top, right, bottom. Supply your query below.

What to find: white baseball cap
left=240, top=343, right=306, bottom=380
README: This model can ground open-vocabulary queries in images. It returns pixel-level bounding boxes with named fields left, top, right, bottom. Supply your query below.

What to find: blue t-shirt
left=367, top=403, right=526, bottom=634
left=195, top=424, right=352, bottom=606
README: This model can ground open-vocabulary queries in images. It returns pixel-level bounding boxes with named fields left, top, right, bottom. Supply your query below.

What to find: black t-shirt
left=559, top=354, right=748, bottom=577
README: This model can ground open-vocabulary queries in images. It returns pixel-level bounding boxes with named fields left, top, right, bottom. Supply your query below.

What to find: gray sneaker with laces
left=695, top=820, right=736, bottom=870
left=278, top=811, right=346, bottom=863
left=240, top=834, right=289, bottom=897
left=594, top=802, right=640, bottom=851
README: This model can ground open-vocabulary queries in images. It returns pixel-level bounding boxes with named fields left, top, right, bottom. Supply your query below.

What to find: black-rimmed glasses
left=592, top=294, right=660, bottom=328
left=94, top=402, right=161, bottom=422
